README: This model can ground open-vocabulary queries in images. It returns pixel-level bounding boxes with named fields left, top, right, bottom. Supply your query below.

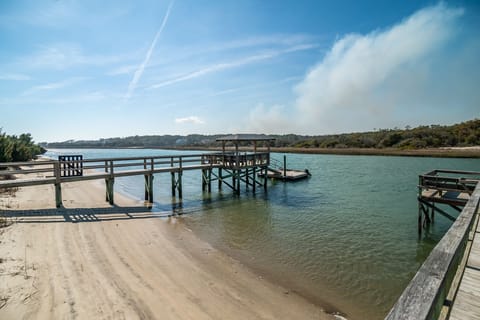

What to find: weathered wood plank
left=450, top=268, right=480, bottom=320
left=0, top=177, right=57, bottom=188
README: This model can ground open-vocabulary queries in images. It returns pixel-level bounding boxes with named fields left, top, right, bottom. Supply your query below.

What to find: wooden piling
left=54, top=161, right=62, bottom=208
left=218, top=168, right=222, bottom=190
left=208, top=168, right=212, bottom=193
left=171, top=158, right=175, bottom=197
left=106, top=160, right=114, bottom=205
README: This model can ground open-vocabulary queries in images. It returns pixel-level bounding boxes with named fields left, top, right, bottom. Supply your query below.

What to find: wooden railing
left=0, top=154, right=212, bottom=186
left=385, top=182, right=480, bottom=320
left=419, top=170, right=480, bottom=196
left=0, top=152, right=272, bottom=207
left=204, top=152, right=270, bottom=168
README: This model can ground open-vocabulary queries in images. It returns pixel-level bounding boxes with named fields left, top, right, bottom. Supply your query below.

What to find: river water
left=45, top=148, right=479, bottom=319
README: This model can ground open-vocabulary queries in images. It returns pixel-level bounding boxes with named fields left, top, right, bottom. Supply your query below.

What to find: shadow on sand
left=0, top=205, right=173, bottom=224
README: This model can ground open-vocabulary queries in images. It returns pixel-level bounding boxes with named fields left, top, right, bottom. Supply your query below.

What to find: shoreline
left=45, top=146, right=480, bottom=158
left=0, top=175, right=338, bottom=319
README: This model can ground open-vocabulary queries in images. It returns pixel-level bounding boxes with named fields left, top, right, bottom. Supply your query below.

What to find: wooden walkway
left=449, top=208, right=480, bottom=320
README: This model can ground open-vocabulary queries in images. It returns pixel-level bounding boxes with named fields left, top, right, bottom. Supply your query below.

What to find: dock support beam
left=144, top=174, right=154, bottom=204
left=171, top=171, right=183, bottom=198
left=171, top=157, right=183, bottom=199
left=105, top=178, right=114, bottom=205
left=55, top=183, right=62, bottom=208
left=105, top=160, right=114, bottom=205
left=252, top=167, right=257, bottom=194
left=218, top=168, right=222, bottom=190
left=54, top=162, right=62, bottom=208
left=263, top=167, right=268, bottom=191
left=202, top=169, right=212, bottom=193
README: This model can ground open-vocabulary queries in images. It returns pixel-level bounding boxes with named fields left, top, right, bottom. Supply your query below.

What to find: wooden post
left=263, top=167, right=268, bottom=192
left=208, top=168, right=212, bottom=193
left=144, top=158, right=148, bottom=200
left=252, top=167, right=256, bottom=193
left=202, top=169, right=206, bottom=191
left=236, top=169, right=241, bottom=194
left=418, top=203, right=423, bottom=235
left=232, top=169, right=236, bottom=193
left=171, top=157, right=175, bottom=197
left=145, top=174, right=154, bottom=203
left=106, top=160, right=114, bottom=205
left=54, top=161, right=62, bottom=208
left=104, top=160, right=109, bottom=202
left=178, top=157, right=183, bottom=199
left=245, top=168, right=249, bottom=191
left=283, top=155, right=287, bottom=177
left=218, top=168, right=222, bottom=190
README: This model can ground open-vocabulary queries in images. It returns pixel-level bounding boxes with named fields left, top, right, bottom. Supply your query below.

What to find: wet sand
left=0, top=177, right=335, bottom=319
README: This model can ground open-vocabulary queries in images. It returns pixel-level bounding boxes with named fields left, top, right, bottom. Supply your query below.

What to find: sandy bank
left=0, top=178, right=335, bottom=319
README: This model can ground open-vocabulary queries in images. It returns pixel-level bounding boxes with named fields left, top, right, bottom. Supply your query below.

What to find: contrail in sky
left=125, top=2, right=174, bottom=100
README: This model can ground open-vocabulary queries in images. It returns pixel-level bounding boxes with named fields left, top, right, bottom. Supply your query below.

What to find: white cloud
left=175, top=116, right=205, bottom=125
left=22, top=77, right=87, bottom=95
left=125, top=2, right=174, bottom=100
left=149, top=44, right=317, bottom=89
left=291, top=3, right=470, bottom=133
left=246, top=104, right=293, bottom=134
left=108, top=64, right=138, bottom=76
left=20, top=43, right=132, bottom=70
left=0, top=73, right=31, bottom=81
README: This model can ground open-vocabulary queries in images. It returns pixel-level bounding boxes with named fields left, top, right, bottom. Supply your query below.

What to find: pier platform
left=259, top=168, right=310, bottom=181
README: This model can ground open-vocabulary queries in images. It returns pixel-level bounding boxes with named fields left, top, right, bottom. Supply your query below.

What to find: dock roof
left=216, top=134, right=276, bottom=142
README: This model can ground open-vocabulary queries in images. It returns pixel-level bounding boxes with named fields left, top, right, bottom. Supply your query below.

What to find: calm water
left=45, top=148, right=479, bottom=319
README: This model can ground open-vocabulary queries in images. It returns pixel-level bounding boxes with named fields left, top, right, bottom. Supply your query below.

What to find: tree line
left=0, top=130, right=46, bottom=162
left=43, top=119, right=479, bottom=150
left=287, top=119, right=480, bottom=149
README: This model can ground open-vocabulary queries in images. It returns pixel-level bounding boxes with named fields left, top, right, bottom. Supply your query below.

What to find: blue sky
left=1, top=0, right=479, bottom=142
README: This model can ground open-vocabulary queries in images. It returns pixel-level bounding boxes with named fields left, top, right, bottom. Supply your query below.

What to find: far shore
left=45, top=145, right=480, bottom=158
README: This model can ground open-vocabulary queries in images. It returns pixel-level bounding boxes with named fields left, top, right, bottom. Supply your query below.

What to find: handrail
left=0, top=152, right=271, bottom=187
left=385, top=183, right=480, bottom=320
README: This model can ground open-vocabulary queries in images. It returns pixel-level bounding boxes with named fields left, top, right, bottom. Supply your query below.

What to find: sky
left=0, top=0, right=479, bottom=142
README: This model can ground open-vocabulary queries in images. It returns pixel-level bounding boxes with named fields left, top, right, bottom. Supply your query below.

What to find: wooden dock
left=0, top=136, right=287, bottom=208
left=417, top=170, right=479, bottom=234
left=0, top=152, right=272, bottom=208
left=386, top=169, right=480, bottom=320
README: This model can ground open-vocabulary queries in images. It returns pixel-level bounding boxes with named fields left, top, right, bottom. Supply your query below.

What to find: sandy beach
left=0, top=177, right=335, bottom=319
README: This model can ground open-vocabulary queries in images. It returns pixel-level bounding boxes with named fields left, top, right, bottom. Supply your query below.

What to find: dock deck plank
left=449, top=204, right=480, bottom=320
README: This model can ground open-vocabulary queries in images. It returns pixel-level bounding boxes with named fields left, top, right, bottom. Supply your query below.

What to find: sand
left=0, top=177, right=335, bottom=319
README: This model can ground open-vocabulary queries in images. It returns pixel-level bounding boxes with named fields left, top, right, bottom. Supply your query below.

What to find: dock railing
left=0, top=154, right=215, bottom=186
left=0, top=152, right=272, bottom=207
left=386, top=181, right=480, bottom=320
left=419, top=170, right=480, bottom=196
